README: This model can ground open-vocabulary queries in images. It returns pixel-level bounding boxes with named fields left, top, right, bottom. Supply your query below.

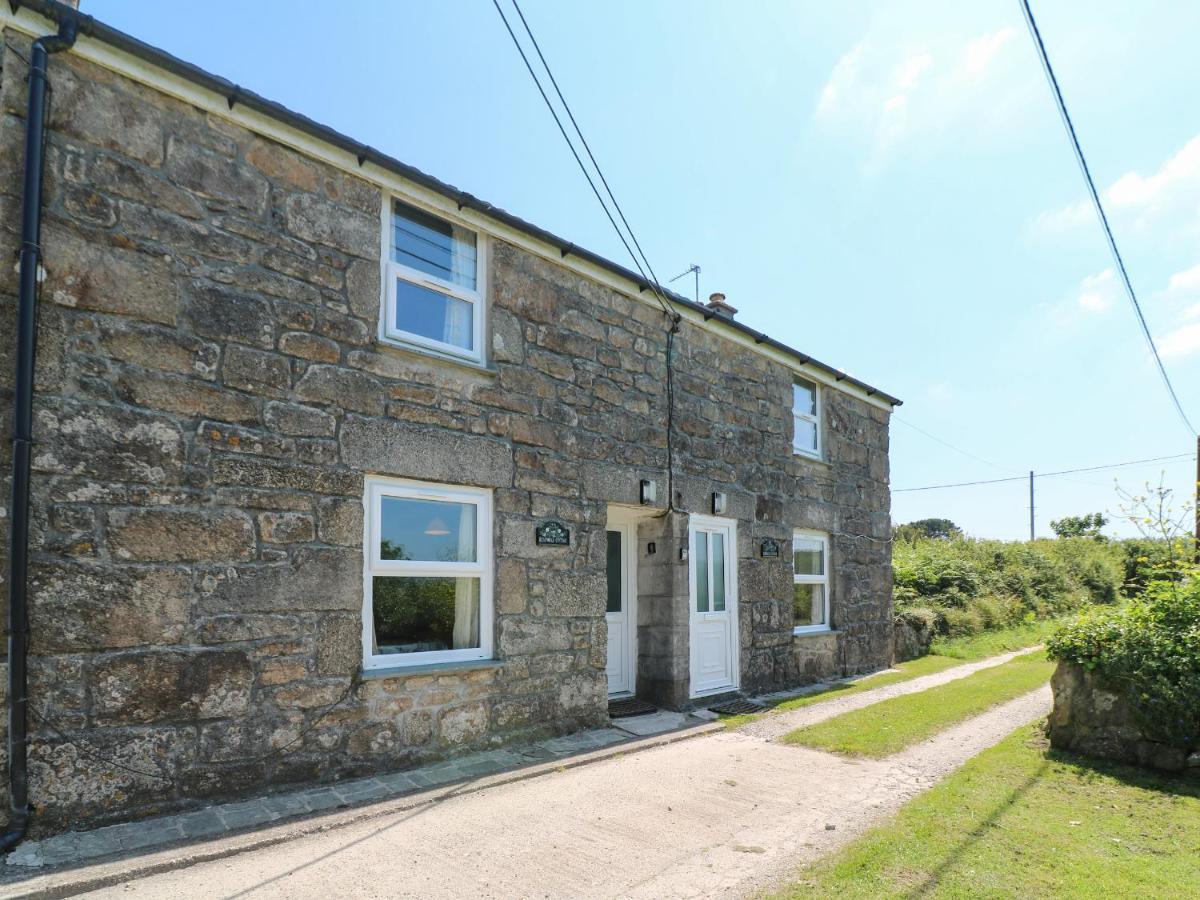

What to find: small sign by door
left=535, top=521, right=570, bottom=546
left=760, top=538, right=780, bottom=558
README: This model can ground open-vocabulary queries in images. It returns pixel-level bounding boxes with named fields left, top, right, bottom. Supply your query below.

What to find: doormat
left=706, top=698, right=767, bottom=716
left=608, top=697, right=658, bottom=718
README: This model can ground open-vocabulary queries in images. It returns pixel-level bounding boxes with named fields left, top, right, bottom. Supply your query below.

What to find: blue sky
left=87, top=0, right=1200, bottom=539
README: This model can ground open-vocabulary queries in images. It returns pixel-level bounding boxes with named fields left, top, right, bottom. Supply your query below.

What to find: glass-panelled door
left=605, top=524, right=637, bottom=696
left=688, top=515, right=739, bottom=697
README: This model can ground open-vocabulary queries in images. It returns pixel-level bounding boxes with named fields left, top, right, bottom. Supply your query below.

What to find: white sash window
left=383, top=199, right=485, bottom=363
left=363, top=477, right=493, bottom=669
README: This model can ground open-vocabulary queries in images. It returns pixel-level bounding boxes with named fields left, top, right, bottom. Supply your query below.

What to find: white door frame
left=604, top=519, right=639, bottom=697
left=688, top=514, right=740, bottom=698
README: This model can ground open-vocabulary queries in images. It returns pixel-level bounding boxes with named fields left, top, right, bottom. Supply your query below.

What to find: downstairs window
left=363, top=477, right=493, bottom=669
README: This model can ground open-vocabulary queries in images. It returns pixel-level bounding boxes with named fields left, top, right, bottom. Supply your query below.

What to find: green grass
left=776, top=725, right=1200, bottom=898
left=720, top=619, right=1056, bottom=730
left=928, top=617, right=1064, bottom=659
left=782, top=652, right=1055, bottom=757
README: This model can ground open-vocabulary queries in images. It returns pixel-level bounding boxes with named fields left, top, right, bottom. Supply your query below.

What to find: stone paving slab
left=3, top=726, right=632, bottom=871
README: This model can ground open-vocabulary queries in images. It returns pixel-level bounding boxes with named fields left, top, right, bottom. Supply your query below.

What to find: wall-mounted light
left=712, top=492, right=727, bottom=515
left=640, top=479, right=657, bottom=505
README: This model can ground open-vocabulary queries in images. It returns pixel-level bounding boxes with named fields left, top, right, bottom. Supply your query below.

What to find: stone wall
left=1048, top=662, right=1200, bottom=772
left=0, top=32, right=893, bottom=831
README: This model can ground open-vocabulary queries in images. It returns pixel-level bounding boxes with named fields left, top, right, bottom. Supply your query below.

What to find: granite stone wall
left=0, top=33, right=893, bottom=832
left=1048, top=662, right=1200, bottom=772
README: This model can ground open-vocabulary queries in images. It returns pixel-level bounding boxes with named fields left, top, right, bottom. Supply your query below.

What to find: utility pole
left=1029, top=470, right=1035, bottom=542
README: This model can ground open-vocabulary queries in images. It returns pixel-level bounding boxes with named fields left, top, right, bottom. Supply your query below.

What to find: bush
left=893, top=536, right=1123, bottom=641
left=1048, top=575, right=1200, bottom=749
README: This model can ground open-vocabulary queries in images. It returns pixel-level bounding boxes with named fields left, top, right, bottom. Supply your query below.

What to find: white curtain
left=452, top=506, right=479, bottom=649
left=443, top=227, right=475, bottom=350
left=443, top=295, right=472, bottom=350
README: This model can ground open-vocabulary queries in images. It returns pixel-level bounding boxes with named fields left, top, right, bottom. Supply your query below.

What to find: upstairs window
left=793, top=530, right=830, bottom=633
left=384, top=199, right=484, bottom=362
left=792, top=377, right=821, bottom=458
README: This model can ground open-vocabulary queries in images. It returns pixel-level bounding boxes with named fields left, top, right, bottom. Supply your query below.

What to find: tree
left=893, top=518, right=963, bottom=542
left=1050, top=512, right=1108, bottom=541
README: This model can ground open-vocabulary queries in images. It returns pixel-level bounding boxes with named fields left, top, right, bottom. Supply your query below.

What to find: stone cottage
left=0, top=0, right=899, bottom=833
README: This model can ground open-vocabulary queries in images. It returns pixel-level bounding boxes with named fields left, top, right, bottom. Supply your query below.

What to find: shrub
left=893, top=535, right=1123, bottom=641
left=1048, top=575, right=1200, bottom=749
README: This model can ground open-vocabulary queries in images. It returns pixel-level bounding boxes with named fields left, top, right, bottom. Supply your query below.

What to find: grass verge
left=782, top=651, right=1054, bottom=757
left=721, top=619, right=1057, bottom=730
left=776, top=724, right=1200, bottom=898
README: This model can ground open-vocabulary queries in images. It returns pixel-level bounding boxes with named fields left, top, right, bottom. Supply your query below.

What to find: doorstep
left=2, top=718, right=722, bottom=882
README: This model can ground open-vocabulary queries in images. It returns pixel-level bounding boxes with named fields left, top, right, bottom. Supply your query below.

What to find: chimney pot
left=705, top=292, right=738, bottom=318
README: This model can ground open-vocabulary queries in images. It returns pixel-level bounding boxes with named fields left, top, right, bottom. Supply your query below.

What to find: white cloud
left=1027, top=200, right=1091, bottom=237
left=1157, top=322, right=1200, bottom=360
left=812, top=26, right=1022, bottom=166
left=1076, top=268, right=1117, bottom=313
left=1031, top=134, right=1200, bottom=237
left=1167, top=263, right=1200, bottom=296
left=962, top=26, right=1017, bottom=76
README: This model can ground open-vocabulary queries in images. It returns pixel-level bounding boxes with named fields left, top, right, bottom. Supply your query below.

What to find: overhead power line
left=893, top=416, right=1010, bottom=473
left=894, top=452, right=1196, bottom=493
left=490, top=0, right=676, bottom=321
left=1019, top=0, right=1196, bottom=436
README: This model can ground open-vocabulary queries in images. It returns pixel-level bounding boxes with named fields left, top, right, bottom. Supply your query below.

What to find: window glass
left=712, top=532, right=726, bottom=611
left=392, top=200, right=477, bottom=290
left=606, top=531, right=623, bottom=614
left=793, top=538, right=824, bottom=576
left=372, top=576, right=480, bottom=654
left=380, top=496, right=477, bottom=563
left=393, top=279, right=475, bottom=351
left=793, top=583, right=825, bottom=628
left=694, top=530, right=709, bottom=612
left=793, top=379, right=816, bottom=416
left=793, top=417, right=817, bottom=453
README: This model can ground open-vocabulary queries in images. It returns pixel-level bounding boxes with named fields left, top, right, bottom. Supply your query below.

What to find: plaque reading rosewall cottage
left=760, top=538, right=780, bottom=558
left=535, top=521, right=570, bottom=546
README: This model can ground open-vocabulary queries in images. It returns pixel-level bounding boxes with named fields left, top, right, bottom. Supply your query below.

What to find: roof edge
left=8, top=0, right=901, bottom=407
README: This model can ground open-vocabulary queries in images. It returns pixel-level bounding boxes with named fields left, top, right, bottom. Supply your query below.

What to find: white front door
left=689, top=515, right=739, bottom=698
left=605, top=524, right=637, bottom=696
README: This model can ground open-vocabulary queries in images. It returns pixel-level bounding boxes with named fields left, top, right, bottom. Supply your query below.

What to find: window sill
left=361, top=659, right=504, bottom=680
left=792, top=452, right=830, bottom=467
left=376, top=336, right=499, bottom=377
left=793, top=627, right=836, bottom=639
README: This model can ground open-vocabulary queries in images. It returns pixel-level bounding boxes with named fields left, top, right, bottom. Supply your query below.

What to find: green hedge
left=1048, top=575, right=1200, bottom=749
left=894, top=537, right=1124, bottom=639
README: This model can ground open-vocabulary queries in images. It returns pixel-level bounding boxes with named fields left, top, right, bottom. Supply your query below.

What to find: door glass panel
left=712, top=532, right=726, bottom=611
left=694, top=530, right=709, bottom=612
left=606, top=531, right=622, bottom=614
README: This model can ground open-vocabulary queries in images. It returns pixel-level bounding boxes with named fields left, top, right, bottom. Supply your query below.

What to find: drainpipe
left=3, top=16, right=78, bottom=853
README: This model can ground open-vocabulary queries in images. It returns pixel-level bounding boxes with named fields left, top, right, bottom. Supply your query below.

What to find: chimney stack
left=705, top=292, right=738, bottom=318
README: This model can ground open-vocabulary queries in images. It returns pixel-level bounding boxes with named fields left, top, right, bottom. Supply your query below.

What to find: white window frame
left=792, top=377, right=822, bottom=459
left=792, top=529, right=831, bottom=635
left=361, top=476, right=494, bottom=670
left=379, top=197, right=487, bottom=365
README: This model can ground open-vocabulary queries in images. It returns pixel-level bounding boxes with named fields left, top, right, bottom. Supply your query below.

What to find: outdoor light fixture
left=712, top=492, right=727, bottom=515
left=639, top=479, right=657, bottom=505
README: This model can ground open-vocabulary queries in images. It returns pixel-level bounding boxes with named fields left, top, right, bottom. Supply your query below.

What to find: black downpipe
left=3, top=17, right=77, bottom=854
